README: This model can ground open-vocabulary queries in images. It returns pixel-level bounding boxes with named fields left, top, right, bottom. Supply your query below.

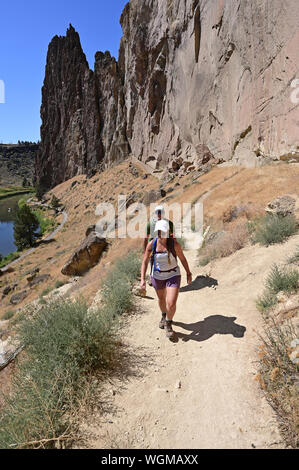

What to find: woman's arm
left=140, top=240, right=153, bottom=289
left=174, top=240, right=192, bottom=284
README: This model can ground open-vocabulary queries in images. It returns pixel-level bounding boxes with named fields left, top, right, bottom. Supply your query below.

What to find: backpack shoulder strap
left=170, top=237, right=177, bottom=260
left=150, top=237, right=158, bottom=272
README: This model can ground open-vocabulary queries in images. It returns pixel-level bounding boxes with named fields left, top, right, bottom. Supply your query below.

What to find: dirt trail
left=79, top=232, right=299, bottom=449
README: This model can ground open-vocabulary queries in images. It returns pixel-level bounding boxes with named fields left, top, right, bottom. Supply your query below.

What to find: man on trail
left=143, top=205, right=174, bottom=253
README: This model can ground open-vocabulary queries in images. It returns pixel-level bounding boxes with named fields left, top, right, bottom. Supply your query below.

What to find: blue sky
left=0, top=0, right=128, bottom=143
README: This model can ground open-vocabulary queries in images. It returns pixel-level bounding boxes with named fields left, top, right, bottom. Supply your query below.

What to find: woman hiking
left=140, top=219, right=192, bottom=341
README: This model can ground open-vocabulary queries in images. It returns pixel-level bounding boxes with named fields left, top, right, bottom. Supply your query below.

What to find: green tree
left=50, top=194, right=61, bottom=210
left=13, top=204, right=39, bottom=250
left=35, top=183, right=46, bottom=201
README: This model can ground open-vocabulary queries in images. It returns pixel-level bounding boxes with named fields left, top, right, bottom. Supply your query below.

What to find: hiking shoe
left=165, top=319, right=176, bottom=341
left=159, top=312, right=166, bottom=329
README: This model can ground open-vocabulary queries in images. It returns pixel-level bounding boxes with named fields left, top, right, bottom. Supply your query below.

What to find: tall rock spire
left=36, top=25, right=102, bottom=190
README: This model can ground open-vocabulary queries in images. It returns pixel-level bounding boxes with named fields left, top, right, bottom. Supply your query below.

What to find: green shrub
left=40, top=287, right=53, bottom=297
left=33, top=209, right=55, bottom=236
left=256, top=263, right=299, bottom=313
left=249, top=214, right=297, bottom=246
left=54, top=280, right=65, bottom=289
left=0, top=250, right=142, bottom=449
left=101, top=251, right=141, bottom=317
left=17, top=197, right=28, bottom=209
left=50, top=195, right=61, bottom=210
left=0, top=252, right=20, bottom=269
left=0, top=297, right=117, bottom=449
left=113, top=251, right=141, bottom=284
left=2, top=310, right=15, bottom=320
left=256, top=291, right=278, bottom=313
left=265, top=264, right=299, bottom=294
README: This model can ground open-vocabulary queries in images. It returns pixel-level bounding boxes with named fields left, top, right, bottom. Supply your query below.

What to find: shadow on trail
left=180, top=275, right=218, bottom=292
left=173, top=315, right=246, bottom=342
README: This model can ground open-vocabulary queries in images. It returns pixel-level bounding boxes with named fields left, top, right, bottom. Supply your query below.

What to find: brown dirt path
left=78, top=233, right=299, bottom=449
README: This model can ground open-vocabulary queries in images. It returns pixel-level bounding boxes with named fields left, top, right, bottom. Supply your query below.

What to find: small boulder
left=26, top=268, right=40, bottom=283
left=129, top=164, right=139, bottom=177
left=2, top=286, right=12, bottom=297
left=28, top=274, right=50, bottom=287
left=266, top=195, right=296, bottom=217
left=10, top=290, right=28, bottom=305
left=142, top=189, right=166, bottom=206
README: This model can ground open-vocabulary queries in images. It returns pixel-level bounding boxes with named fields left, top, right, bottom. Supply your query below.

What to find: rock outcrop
left=61, top=231, right=108, bottom=276
left=36, top=1, right=299, bottom=189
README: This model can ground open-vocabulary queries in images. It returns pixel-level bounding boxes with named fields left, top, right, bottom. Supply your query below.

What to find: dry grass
left=256, top=317, right=299, bottom=448
left=198, top=221, right=249, bottom=266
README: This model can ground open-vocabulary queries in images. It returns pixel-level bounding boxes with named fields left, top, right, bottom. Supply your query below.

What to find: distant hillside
left=0, top=143, right=38, bottom=187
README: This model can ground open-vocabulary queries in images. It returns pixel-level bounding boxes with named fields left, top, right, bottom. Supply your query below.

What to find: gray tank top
left=151, top=250, right=180, bottom=280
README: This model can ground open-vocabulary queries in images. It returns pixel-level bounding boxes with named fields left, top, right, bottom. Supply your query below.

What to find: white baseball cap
left=154, top=219, right=169, bottom=235
left=154, top=205, right=165, bottom=214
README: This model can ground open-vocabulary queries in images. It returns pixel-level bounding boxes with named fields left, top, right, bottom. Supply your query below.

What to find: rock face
left=120, top=0, right=299, bottom=169
left=36, top=1, right=299, bottom=189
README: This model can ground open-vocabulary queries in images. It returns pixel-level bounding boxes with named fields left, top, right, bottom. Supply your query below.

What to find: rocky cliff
left=36, top=0, right=299, bottom=189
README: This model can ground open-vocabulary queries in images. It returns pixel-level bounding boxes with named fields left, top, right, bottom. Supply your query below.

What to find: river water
left=0, top=194, right=32, bottom=257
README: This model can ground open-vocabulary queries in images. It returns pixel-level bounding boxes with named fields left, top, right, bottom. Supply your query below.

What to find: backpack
left=150, top=237, right=177, bottom=273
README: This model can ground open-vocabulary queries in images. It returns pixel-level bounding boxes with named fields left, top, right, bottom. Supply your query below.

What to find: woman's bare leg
left=165, top=287, right=180, bottom=321
left=155, top=288, right=167, bottom=313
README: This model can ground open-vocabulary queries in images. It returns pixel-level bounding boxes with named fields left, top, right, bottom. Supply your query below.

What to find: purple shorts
left=150, top=275, right=181, bottom=290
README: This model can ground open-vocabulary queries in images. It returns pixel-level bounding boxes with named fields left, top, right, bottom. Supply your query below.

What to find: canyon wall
left=36, top=0, right=299, bottom=189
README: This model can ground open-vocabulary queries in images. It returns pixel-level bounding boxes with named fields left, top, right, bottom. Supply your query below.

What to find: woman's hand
left=140, top=279, right=146, bottom=290
left=187, top=272, right=192, bottom=285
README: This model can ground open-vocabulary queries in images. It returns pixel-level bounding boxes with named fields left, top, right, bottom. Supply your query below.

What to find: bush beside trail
left=249, top=214, right=298, bottom=247
left=256, top=245, right=299, bottom=448
left=0, top=251, right=141, bottom=449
